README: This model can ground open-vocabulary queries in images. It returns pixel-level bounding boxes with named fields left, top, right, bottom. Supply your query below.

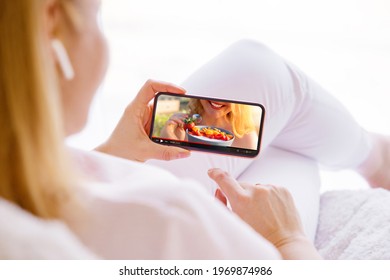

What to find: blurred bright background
left=67, top=0, right=390, bottom=192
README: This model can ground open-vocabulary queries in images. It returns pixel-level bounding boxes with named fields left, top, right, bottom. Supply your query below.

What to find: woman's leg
left=148, top=39, right=372, bottom=190
left=180, top=39, right=372, bottom=168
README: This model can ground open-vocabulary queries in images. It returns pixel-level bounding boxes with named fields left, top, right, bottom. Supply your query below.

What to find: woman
left=1, top=0, right=389, bottom=259
left=160, top=98, right=258, bottom=149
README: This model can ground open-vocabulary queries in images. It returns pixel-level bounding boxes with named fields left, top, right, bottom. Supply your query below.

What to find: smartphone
left=149, top=92, right=265, bottom=157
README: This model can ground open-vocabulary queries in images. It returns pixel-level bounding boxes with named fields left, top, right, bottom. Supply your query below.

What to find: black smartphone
left=149, top=92, right=265, bottom=157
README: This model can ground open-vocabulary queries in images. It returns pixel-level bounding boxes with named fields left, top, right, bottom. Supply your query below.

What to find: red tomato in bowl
left=184, top=122, right=195, bottom=131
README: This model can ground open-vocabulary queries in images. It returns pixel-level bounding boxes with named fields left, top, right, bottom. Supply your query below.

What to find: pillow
left=0, top=199, right=97, bottom=259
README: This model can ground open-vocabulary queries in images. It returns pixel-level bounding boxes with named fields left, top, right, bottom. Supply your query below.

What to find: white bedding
left=315, top=189, right=390, bottom=259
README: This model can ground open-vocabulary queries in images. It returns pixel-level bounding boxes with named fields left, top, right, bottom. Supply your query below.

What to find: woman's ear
left=43, top=1, right=75, bottom=80
left=43, top=0, right=62, bottom=39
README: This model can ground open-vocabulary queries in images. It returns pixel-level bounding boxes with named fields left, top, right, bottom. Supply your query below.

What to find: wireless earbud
left=51, top=39, right=75, bottom=80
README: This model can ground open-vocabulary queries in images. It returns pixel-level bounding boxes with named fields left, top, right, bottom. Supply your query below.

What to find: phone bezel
left=149, top=92, right=265, bottom=158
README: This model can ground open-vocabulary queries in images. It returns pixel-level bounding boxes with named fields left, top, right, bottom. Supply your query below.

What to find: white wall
left=68, top=0, right=390, bottom=191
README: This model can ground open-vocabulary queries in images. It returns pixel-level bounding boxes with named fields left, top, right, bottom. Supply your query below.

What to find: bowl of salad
left=186, top=125, right=235, bottom=147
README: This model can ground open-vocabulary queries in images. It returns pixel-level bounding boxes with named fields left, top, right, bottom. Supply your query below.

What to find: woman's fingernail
left=178, top=152, right=190, bottom=159
left=208, top=168, right=216, bottom=174
left=178, top=86, right=186, bottom=92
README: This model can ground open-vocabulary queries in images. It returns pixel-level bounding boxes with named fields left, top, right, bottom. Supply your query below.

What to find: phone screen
left=149, top=92, right=265, bottom=157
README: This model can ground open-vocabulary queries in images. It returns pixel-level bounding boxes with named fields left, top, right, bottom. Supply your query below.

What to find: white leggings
left=147, top=39, right=372, bottom=241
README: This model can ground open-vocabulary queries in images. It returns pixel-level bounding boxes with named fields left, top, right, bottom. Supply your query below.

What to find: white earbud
left=51, top=39, right=75, bottom=80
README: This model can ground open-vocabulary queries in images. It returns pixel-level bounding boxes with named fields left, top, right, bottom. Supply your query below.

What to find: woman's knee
left=228, top=39, right=269, bottom=52
left=226, top=39, right=292, bottom=82
left=182, top=38, right=298, bottom=106
left=224, top=39, right=298, bottom=100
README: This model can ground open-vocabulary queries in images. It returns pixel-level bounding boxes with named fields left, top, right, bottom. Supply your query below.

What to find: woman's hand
left=160, top=113, right=188, bottom=141
left=96, top=79, right=191, bottom=162
left=208, top=168, right=322, bottom=259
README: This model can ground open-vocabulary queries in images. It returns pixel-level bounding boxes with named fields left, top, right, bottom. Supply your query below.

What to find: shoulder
left=0, top=199, right=96, bottom=259
left=235, top=131, right=258, bottom=150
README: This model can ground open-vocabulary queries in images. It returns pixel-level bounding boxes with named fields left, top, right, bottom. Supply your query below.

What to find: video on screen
left=151, top=94, right=263, bottom=151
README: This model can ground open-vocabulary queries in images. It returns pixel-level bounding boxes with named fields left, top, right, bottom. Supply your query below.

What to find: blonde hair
left=0, top=0, right=78, bottom=219
left=189, top=100, right=255, bottom=138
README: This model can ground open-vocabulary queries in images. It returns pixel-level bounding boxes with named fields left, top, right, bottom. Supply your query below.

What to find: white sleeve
left=150, top=180, right=281, bottom=259
left=68, top=149, right=280, bottom=259
left=74, top=179, right=281, bottom=260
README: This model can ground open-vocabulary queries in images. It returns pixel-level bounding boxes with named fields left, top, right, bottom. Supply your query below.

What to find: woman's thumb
left=152, top=144, right=191, bottom=161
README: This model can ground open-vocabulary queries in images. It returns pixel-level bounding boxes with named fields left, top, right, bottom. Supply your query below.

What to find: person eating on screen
left=160, top=98, right=258, bottom=150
